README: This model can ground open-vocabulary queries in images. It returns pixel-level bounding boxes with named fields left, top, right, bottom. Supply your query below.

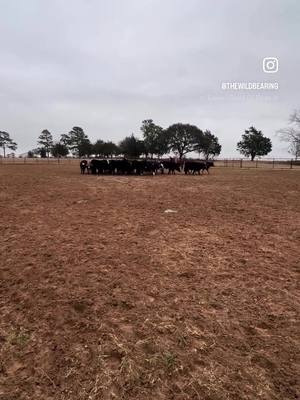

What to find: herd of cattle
left=80, top=158, right=214, bottom=175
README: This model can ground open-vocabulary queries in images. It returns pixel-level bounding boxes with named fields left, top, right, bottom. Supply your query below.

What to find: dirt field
left=0, top=165, right=299, bottom=400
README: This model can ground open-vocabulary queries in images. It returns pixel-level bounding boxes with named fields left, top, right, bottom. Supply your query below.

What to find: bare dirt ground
left=0, top=165, right=299, bottom=400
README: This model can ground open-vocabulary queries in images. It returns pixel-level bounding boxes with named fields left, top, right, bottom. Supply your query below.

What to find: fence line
left=214, top=158, right=300, bottom=169
left=0, top=157, right=78, bottom=165
left=0, top=157, right=299, bottom=169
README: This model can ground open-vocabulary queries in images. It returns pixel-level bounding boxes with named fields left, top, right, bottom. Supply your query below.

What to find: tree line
left=1, top=110, right=300, bottom=160
left=29, top=121, right=222, bottom=160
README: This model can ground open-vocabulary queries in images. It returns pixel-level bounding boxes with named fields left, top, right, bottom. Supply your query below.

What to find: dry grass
left=0, top=164, right=299, bottom=400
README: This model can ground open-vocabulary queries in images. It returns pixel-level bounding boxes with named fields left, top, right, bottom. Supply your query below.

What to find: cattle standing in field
left=184, top=161, right=206, bottom=175
left=80, top=160, right=89, bottom=174
left=184, top=160, right=215, bottom=175
left=131, top=159, right=145, bottom=175
left=149, top=161, right=164, bottom=175
left=161, top=160, right=181, bottom=174
left=128, top=160, right=163, bottom=175
left=204, top=160, right=214, bottom=174
left=109, top=159, right=132, bottom=175
left=142, top=160, right=164, bottom=175
left=81, top=158, right=212, bottom=176
left=89, top=159, right=110, bottom=175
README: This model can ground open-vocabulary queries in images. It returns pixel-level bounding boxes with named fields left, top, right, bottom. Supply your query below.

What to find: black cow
left=162, top=160, right=181, bottom=174
left=204, top=160, right=214, bottom=174
left=148, top=160, right=164, bottom=175
left=184, top=161, right=206, bottom=175
left=143, top=160, right=164, bottom=175
left=80, top=159, right=89, bottom=174
left=131, top=160, right=145, bottom=175
left=130, top=160, right=163, bottom=175
left=89, top=159, right=110, bottom=175
left=109, top=159, right=132, bottom=174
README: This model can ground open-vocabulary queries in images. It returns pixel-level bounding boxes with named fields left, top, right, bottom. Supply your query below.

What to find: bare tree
left=277, top=110, right=300, bottom=160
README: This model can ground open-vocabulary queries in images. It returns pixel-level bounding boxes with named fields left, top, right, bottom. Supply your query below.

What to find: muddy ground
left=0, top=165, right=299, bottom=400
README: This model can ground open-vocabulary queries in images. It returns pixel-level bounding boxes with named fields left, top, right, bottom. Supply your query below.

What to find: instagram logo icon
left=263, top=57, right=279, bottom=73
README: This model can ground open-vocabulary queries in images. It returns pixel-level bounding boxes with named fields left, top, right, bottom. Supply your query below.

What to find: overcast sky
left=1, top=0, right=299, bottom=157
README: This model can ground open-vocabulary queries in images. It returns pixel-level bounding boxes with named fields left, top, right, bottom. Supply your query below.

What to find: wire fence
left=0, top=157, right=300, bottom=169
left=0, top=157, right=79, bottom=165
left=214, top=158, right=300, bottom=169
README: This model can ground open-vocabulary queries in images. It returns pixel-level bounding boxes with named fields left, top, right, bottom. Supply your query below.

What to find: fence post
left=272, top=158, right=275, bottom=168
left=290, top=159, right=293, bottom=169
left=240, top=159, right=243, bottom=168
left=255, top=159, right=258, bottom=168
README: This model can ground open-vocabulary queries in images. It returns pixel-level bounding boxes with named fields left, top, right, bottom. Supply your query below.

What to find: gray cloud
left=0, top=0, right=299, bottom=156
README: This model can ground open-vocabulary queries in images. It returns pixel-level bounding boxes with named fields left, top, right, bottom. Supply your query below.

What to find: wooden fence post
left=290, top=159, right=293, bottom=169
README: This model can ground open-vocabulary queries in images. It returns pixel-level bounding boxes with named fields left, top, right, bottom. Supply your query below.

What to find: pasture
left=0, top=165, right=299, bottom=400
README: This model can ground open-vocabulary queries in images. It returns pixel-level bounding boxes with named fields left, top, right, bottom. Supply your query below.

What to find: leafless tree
left=277, top=110, right=300, bottom=159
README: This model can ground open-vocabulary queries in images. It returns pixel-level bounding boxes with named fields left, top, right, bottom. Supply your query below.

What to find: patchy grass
left=7, top=329, right=30, bottom=347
